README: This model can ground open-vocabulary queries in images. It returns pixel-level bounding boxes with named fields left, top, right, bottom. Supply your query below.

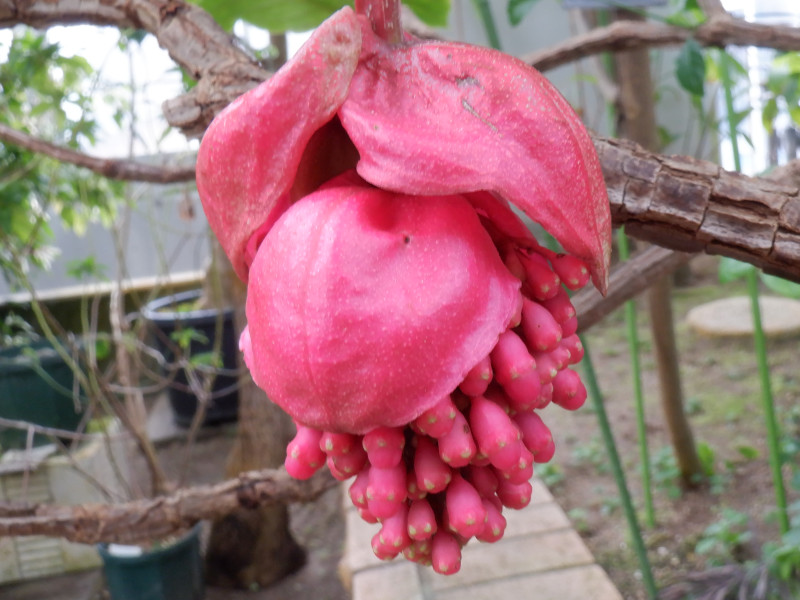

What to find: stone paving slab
left=342, top=478, right=623, bottom=600
left=687, top=295, right=800, bottom=338
left=434, top=565, right=623, bottom=600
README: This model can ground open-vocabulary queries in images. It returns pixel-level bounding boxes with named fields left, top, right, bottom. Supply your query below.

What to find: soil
left=543, top=255, right=800, bottom=599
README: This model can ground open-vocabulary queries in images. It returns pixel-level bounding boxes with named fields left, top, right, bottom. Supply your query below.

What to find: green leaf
left=192, top=0, right=449, bottom=32
left=773, top=52, right=800, bottom=75
left=405, top=0, right=450, bottom=27
left=736, top=445, right=759, bottom=460
left=762, top=97, right=779, bottom=132
left=676, top=38, right=706, bottom=98
left=718, top=256, right=755, bottom=283
left=665, top=0, right=705, bottom=28
left=507, top=0, right=540, bottom=26
left=191, top=0, right=348, bottom=32
left=761, top=273, right=800, bottom=298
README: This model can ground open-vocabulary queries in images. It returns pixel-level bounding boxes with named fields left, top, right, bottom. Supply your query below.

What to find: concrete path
left=340, top=479, right=623, bottom=600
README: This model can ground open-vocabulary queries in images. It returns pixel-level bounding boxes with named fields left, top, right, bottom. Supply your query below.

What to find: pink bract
left=196, top=7, right=610, bottom=290
left=244, top=172, right=520, bottom=433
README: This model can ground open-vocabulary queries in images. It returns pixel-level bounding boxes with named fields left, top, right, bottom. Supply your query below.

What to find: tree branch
left=0, top=467, right=336, bottom=545
left=0, top=123, right=195, bottom=183
left=596, top=136, right=800, bottom=283
left=0, top=0, right=269, bottom=138
left=523, top=14, right=800, bottom=73
left=574, top=245, right=693, bottom=332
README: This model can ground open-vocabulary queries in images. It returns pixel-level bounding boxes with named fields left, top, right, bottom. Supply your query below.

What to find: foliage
left=189, top=0, right=450, bottom=33
left=0, top=29, right=124, bottom=289
left=507, top=0, right=541, bottom=27
left=695, top=508, right=752, bottom=566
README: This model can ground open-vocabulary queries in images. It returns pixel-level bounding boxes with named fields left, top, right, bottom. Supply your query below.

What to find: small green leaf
left=761, top=273, right=800, bottom=298
left=773, top=52, right=800, bottom=75
left=676, top=38, right=706, bottom=98
left=507, top=0, right=540, bottom=26
left=736, top=445, right=759, bottom=460
left=718, top=256, right=755, bottom=283
left=405, top=0, right=450, bottom=27
left=762, top=97, right=779, bottom=132
left=190, top=0, right=347, bottom=32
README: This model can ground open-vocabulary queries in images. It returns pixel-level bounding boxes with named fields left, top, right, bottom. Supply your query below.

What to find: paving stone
left=530, top=478, right=554, bottom=505
left=687, top=295, right=800, bottom=338
left=342, top=507, right=384, bottom=576
left=503, top=501, right=572, bottom=538
left=352, top=562, right=424, bottom=600
left=422, top=528, right=594, bottom=591
left=434, top=565, right=623, bottom=600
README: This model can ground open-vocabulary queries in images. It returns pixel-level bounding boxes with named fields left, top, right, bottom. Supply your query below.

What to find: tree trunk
left=204, top=239, right=305, bottom=588
left=612, top=10, right=704, bottom=486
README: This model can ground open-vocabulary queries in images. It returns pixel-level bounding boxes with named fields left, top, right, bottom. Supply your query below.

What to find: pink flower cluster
left=197, top=7, right=611, bottom=575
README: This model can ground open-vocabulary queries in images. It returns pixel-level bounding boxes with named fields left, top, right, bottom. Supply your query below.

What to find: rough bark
left=0, top=468, right=334, bottom=545
left=201, top=239, right=305, bottom=588
left=523, top=13, right=800, bottom=73
left=597, top=136, right=800, bottom=283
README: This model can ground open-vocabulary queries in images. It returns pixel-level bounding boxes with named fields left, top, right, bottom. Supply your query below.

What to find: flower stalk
left=355, top=0, right=402, bottom=44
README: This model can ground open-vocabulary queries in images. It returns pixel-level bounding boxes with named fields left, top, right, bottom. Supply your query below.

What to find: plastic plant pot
left=141, top=290, right=239, bottom=427
left=97, top=523, right=204, bottom=600
left=0, top=339, right=85, bottom=450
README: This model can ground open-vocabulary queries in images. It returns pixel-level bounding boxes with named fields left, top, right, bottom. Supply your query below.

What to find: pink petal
left=339, top=23, right=611, bottom=293
left=196, top=7, right=362, bottom=281
left=244, top=173, right=520, bottom=434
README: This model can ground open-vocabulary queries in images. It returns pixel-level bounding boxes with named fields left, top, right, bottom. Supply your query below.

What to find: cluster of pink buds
left=197, top=5, right=611, bottom=575
left=279, top=243, right=591, bottom=573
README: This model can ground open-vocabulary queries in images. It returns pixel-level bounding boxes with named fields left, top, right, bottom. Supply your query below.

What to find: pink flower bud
left=431, top=531, right=462, bottom=575
left=445, top=474, right=487, bottom=539
left=520, top=298, right=562, bottom=353
left=284, top=425, right=326, bottom=480
left=366, top=464, right=407, bottom=519
left=407, top=498, right=437, bottom=540
left=348, top=469, right=370, bottom=509
left=319, top=431, right=360, bottom=456
left=476, top=498, right=507, bottom=543
left=550, top=254, right=590, bottom=290
left=414, top=435, right=452, bottom=493
left=413, top=395, right=458, bottom=439
left=552, top=368, right=587, bottom=411
left=458, top=355, right=493, bottom=397
left=362, top=426, right=405, bottom=468
left=490, top=329, right=536, bottom=386
left=540, top=289, right=576, bottom=324
left=437, top=411, right=477, bottom=468
left=513, top=411, right=553, bottom=456
left=496, top=479, right=533, bottom=510
left=468, top=396, right=522, bottom=470
left=517, top=250, right=561, bottom=301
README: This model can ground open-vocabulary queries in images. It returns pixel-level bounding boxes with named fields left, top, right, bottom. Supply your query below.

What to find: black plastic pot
left=98, top=524, right=204, bottom=600
left=0, top=339, right=85, bottom=449
left=141, top=290, right=239, bottom=428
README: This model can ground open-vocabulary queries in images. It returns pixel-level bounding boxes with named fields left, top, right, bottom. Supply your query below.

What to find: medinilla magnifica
left=197, top=2, right=611, bottom=575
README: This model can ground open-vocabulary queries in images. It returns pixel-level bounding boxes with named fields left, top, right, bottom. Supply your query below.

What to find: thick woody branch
left=524, top=15, right=800, bottom=73
left=595, top=136, right=800, bottom=283
left=0, top=123, right=195, bottom=183
left=0, top=468, right=335, bottom=545
left=574, top=246, right=693, bottom=332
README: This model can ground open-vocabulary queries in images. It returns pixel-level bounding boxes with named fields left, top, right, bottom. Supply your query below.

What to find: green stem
left=470, top=0, right=502, bottom=51
left=354, top=0, right=402, bottom=44
left=580, top=336, right=658, bottom=599
left=617, top=229, right=656, bottom=529
left=720, top=50, right=789, bottom=534
left=746, top=270, right=790, bottom=533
